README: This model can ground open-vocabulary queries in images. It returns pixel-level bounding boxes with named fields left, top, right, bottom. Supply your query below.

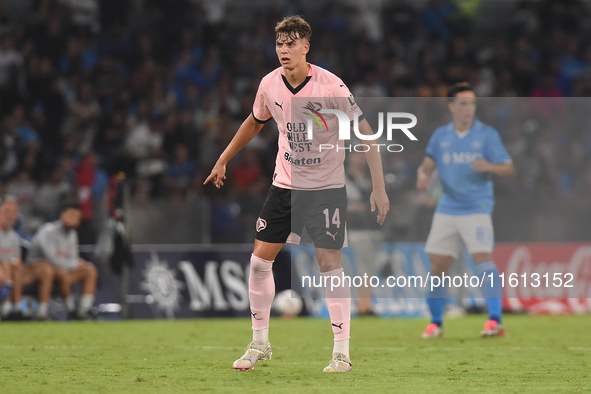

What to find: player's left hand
left=472, top=159, right=493, bottom=173
left=370, top=189, right=390, bottom=225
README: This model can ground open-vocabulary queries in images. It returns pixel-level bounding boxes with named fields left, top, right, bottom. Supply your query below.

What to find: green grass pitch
left=0, top=315, right=590, bottom=393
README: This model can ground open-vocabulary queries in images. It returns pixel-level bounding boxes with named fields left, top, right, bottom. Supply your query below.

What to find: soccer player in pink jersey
left=204, top=16, right=389, bottom=372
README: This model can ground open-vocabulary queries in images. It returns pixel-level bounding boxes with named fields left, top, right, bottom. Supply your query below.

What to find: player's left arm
left=472, top=128, right=515, bottom=176
left=357, top=118, right=390, bottom=225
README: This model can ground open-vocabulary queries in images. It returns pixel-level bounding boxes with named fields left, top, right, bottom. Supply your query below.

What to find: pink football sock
left=249, top=254, right=275, bottom=331
left=322, top=267, right=351, bottom=341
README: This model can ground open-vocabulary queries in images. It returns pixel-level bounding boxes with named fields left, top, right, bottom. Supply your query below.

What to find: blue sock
left=426, top=278, right=446, bottom=326
left=477, top=261, right=502, bottom=323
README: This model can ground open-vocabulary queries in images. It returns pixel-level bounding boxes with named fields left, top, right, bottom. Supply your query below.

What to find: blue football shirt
left=426, top=119, right=512, bottom=215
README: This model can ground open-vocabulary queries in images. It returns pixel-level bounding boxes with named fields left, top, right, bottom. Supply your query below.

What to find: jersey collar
left=448, top=118, right=483, bottom=136
left=280, top=63, right=314, bottom=95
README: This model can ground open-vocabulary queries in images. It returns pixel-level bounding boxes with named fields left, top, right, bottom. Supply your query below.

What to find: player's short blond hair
left=275, top=15, right=312, bottom=42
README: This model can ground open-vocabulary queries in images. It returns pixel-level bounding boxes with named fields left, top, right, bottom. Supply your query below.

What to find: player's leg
left=0, top=262, right=14, bottom=317
left=57, top=260, right=96, bottom=318
left=54, top=263, right=91, bottom=318
left=423, top=253, right=454, bottom=337
left=53, top=266, right=75, bottom=315
left=234, top=186, right=291, bottom=371
left=76, top=260, right=97, bottom=317
left=423, top=213, right=462, bottom=338
left=250, top=240, right=283, bottom=340
left=233, top=241, right=283, bottom=371
left=472, top=252, right=504, bottom=336
left=459, top=214, right=504, bottom=337
left=19, top=261, right=55, bottom=320
left=306, top=187, right=352, bottom=372
left=316, top=247, right=353, bottom=372
left=459, top=214, right=504, bottom=334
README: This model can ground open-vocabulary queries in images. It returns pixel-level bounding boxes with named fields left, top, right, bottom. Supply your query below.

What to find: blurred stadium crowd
left=0, top=0, right=590, bottom=244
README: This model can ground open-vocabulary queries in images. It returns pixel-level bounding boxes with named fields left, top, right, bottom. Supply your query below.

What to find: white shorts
left=425, top=213, right=494, bottom=259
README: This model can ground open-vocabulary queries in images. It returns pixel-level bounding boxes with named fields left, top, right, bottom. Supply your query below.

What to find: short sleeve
left=252, top=80, right=272, bottom=123
left=426, top=131, right=438, bottom=159
left=332, top=81, right=362, bottom=121
left=485, top=128, right=512, bottom=164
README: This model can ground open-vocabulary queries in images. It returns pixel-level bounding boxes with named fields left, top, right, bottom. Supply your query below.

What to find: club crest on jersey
left=472, top=141, right=482, bottom=149
left=302, top=101, right=327, bottom=131
left=256, top=217, right=267, bottom=232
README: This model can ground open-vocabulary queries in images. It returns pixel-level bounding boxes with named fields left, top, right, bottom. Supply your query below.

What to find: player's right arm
left=416, top=156, right=436, bottom=192
left=417, top=128, right=440, bottom=191
left=203, top=114, right=265, bottom=189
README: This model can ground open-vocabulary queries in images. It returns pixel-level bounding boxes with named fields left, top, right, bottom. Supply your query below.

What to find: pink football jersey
left=252, top=64, right=361, bottom=190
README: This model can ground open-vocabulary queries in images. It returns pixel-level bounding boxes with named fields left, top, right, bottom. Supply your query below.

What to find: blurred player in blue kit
left=416, top=82, right=514, bottom=338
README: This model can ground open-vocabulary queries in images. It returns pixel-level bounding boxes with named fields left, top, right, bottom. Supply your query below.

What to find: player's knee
left=316, top=249, right=341, bottom=273
left=250, top=254, right=273, bottom=278
left=38, top=262, right=54, bottom=279
left=429, top=255, right=454, bottom=275
left=85, top=263, right=98, bottom=280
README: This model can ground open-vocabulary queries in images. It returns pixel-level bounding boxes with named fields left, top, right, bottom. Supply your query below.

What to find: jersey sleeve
left=485, top=128, right=512, bottom=164
left=252, top=80, right=272, bottom=124
left=425, top=130, right=439, bottom=160
left=331, top=81, right=362, bottom=122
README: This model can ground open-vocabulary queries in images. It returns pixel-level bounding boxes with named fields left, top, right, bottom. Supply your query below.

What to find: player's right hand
left=416, top=170, right=430, bottom=191
left=203, top=164, right=227, bottom=189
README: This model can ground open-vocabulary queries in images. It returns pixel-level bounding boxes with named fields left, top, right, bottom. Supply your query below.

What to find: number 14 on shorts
left=323, top=208, right=341, bottom=229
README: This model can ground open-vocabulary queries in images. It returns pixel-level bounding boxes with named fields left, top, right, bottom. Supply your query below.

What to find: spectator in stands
left=63, top=81, right=101, bottom=154
left=28, top=202, right=97, bottom=320
left=231, top=148, right=264, bottom=194
left=164, top=144, right=198, bottom=199
left=33, top=166, right=73, bottom=221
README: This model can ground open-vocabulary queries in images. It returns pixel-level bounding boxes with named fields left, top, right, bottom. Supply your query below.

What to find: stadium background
left=0, top=0, right=589, bottom=319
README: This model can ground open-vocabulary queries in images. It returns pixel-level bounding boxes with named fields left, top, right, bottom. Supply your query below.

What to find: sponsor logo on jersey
left=284, top=152, right=321, bottom=165
left=442, top=152, right=483, bottom=165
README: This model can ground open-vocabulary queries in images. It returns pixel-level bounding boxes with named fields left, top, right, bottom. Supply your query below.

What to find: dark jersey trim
left=282, top=74, right=312, bottom=95
left=349, top=114, right=365, bottom=126
left=426, top=153, right=435, bottom=160
left=252, top=112, right=272, bottom=124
